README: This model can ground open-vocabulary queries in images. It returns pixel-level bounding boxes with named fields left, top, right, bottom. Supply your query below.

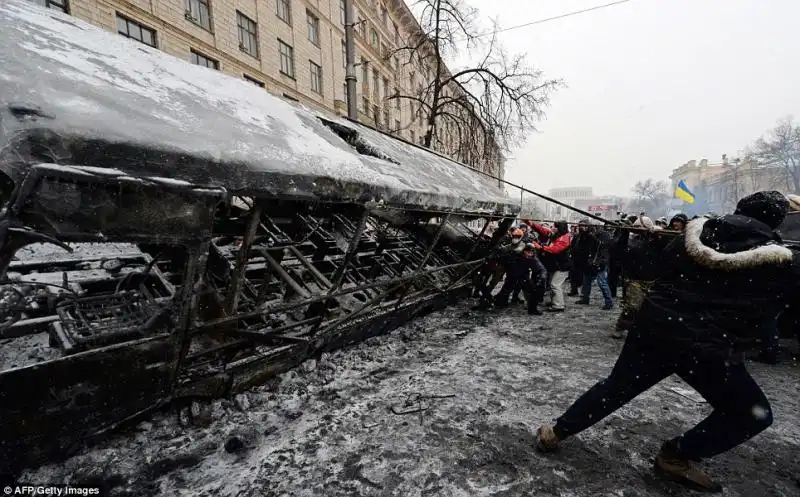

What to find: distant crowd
left=469, top=204, right=799, bottom=359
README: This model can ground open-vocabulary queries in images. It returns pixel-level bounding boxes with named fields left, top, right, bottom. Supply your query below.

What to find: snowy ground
left=23, top=295, right=800, bottom=497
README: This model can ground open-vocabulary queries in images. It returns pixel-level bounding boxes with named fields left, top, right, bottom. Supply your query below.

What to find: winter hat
left=787, top=194, right=800, bottom=212
left=634, top=216, right=654, bottom=230
left=734, top=191, right=789, bottom=229
left=669, top=213, right=689, bottom=225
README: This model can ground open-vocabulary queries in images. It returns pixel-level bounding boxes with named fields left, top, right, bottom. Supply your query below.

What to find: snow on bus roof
left=0, top=0, right=517, bottom=216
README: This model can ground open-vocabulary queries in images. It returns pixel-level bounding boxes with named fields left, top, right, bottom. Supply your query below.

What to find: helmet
left=511, top=228, right=524, bottom=237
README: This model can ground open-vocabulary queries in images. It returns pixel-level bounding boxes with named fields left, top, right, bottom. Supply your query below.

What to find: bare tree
left=749, top=116, right=800, bottom=194
left=720, top=156, right=742, bottom=212
left=629, top=179, right=669, bottom=216
left=388, top=0, right=562, bottom=170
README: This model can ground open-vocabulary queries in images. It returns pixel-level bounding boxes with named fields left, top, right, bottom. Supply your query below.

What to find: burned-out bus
left=0, top=0, right=517, bottom=473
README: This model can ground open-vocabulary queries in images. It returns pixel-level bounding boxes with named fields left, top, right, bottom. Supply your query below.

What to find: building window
left=341, top=40, right=347, bottom=69
left=244, top=74, right=265, bottom=87
left=382, top=77, right=389, bottom=100
left=185, top=0, right=212, bottom=31
left=190, top=49, right=219, bottom=69
left=373, top=105, right=379, bottom=126
left=116, top=14, right=157, bottom=48
left=383, top=108, right=390, bottom=130
left=309, top=61, right=323, bottom=95
left=394, top=87, right=400, bottom=109
left=307, top=10, right=320, bottom=46
left=370, top=28, right=379, bottom=47
left=410, top=130, right=415, bottom=143
left=237, top=12, right=258, bottom=58
left=361, top=58, right=369, bottom=87
left=362, top=96, right=369, bottom=112
left=394, top=119, right=400, bottom=132
left=373, top=69, right=379, bottom=99
left=339, top=0, right=346, bottom=26
left=278, top=39, right=295, bottom=78
left=44, top=0, right=69, bottom=14
left=277, top=0, right=291, bottom=24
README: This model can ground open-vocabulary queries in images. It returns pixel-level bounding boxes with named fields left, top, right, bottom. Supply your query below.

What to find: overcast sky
left=452, top=0, right=800, bottom=197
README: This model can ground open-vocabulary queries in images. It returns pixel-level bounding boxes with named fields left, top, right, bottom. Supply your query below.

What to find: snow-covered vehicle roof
left=0, top=0, right=517, bottom=217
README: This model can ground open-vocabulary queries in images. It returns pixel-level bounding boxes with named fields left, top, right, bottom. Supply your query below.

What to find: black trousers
left=496, top=278, right=544, bottom=310
left=569, top=265, right=583, bottom=294
left=494, top=276, right=524, bottom=305
left=553, top=327, right=773, bottom=460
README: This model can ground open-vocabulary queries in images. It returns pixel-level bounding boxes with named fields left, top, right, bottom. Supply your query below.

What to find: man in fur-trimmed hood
left=534, top=191, right=800, bottom=493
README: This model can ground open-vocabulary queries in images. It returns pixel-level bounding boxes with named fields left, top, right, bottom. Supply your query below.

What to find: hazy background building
left=669, top=156, right=788, bottom=216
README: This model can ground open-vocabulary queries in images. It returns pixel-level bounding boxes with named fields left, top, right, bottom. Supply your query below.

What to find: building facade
left=31, top=0, right=502, bottom=177
left=669, top=157, right=787, bottom=215
left=543, top=187, right=593, bottom=222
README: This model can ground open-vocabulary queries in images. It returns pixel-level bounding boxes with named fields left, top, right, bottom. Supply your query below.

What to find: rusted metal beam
left=224, top=204, right=263, bottom=314
left=392, top=214, right=451, bottom=310
left=309, top=208, right=368, bottom=332
left=260, top=249, right=312, bottom=299
left=170, top=242, right=210, bottom=390
left=223, top=316, right=321, bottom=344
left=286, top=245, right=332, bottom=289
left=195, top=259, right=481, bottom=333
left=328, top=209, right=370, bottom=290
left=312, top=215, right=453, bottom=341
left=435, top=217, right=493, bottom=293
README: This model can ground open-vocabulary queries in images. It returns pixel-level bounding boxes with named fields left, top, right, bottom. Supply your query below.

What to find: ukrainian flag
left=674, top=180, right=695, bottom=204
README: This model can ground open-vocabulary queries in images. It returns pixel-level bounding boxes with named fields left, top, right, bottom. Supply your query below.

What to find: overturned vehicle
left=0, top=0, right=518, bottom=473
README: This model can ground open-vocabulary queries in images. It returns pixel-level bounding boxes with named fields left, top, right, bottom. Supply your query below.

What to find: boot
left=535, top=424, right=561, bottom=453
left=654, top=442, right=722, bottom=493
left=527, top=305, right=542, bottom=316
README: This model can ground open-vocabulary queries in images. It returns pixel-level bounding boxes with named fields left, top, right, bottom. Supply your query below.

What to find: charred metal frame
left=0, top=164, right=515, bottom=474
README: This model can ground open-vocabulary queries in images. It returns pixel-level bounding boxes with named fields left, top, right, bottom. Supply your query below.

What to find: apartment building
left=31, top=0, right=502, bottom=177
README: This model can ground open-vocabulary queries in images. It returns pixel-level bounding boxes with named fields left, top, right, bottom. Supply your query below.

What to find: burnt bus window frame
left=9, top=167, right=224, bottom=244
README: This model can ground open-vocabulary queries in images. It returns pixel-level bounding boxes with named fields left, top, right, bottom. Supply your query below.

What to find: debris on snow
left=19, top=297, right=800, bottom=497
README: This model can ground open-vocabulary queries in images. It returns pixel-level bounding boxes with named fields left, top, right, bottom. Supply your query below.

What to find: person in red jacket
left=525, top=220, right=572, bottom=311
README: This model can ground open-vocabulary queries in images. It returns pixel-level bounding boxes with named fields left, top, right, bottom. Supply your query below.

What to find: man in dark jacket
left=494, top=242, right=547, bottom=314
left=612, top=217, right=672, bottom=338
left=575, top=225, right=615, bottom=310
left=535, top=191, right=799, bottom=493
left=669, top=213, right=688, bottom=232
left=567, top=223, right=585, bottom=296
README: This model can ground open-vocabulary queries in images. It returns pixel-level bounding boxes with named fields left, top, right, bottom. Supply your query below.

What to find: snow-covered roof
left=0, top=0, right=518, bottom=216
